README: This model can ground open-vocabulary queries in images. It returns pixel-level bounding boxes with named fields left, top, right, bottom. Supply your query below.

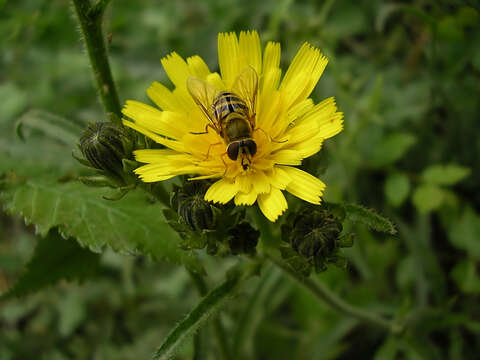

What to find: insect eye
left=227, top=142, right=240, bottom=160
left=245, top=140, right=257, bottom=156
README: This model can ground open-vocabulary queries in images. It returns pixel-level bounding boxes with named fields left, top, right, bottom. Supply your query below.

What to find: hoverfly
left=187, top=66, right=258, bottom=171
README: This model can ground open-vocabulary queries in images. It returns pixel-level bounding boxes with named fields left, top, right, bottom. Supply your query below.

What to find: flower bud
left=172, top=181, right=215, bottom=231
left=79, top=122, right=133, bottom=179
left=227, top=222, right=260, bottom=255
left=282, top=206, right=353, bottom=273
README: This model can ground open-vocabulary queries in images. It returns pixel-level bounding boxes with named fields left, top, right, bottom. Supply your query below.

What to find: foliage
left=1, top=230, right=100, bottom=300
left=1, top=0, right=480, bottom=359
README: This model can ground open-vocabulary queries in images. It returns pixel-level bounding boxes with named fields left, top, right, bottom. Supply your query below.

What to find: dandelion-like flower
left=123, top=31, right=343, bottom=222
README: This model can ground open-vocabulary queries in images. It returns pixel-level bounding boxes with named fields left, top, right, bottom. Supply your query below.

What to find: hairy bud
left=172, top=181, right=215, bottom=231
left=79, top=122, right=133, bottom=180
left=281, top=206, right=353, bottom=274
left=227, top=222, right=260, bottom=255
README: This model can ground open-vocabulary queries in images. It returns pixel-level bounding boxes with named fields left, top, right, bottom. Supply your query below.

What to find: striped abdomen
left=212, top=91, right=256, bottom=168
left=212, top=91, right=249, bottom=123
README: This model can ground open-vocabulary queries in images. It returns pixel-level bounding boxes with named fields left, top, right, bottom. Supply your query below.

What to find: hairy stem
left=188, top=270, right=232, bottom=360
left=72, top=0, right=122, bottom=121
left=267, top=253, right=403, bottom=334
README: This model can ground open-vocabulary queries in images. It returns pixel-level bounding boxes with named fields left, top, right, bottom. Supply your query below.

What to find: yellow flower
left=122, top=31, right=343, bottom=222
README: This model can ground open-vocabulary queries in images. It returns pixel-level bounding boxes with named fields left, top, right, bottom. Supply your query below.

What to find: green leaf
left=1, top=230, right=99, bottom=300
left=343, top=203, right=397, bottom=235
left=384, top=173, right=410, bottom=207
left=152, top=266, right=246, bottom=360
left=412, top=184, right=445, bottom=213
left=451, top=260, right=480, bottom=294
left=370, top=132, right=417, bottom=167
left=421, top=164, right=471, bottom=186
left=16, top=109, right=83, bottom=146
left=0, top=175, right=203, bottom=274
left=448, top=207, right=480, bottom=259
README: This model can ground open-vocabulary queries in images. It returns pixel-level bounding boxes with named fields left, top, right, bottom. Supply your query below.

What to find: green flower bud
left=79, top=122, right=133, bottom=179
left=282, top=206, right=353, bottom=273
left=227, top=222, right=260, bottom=255
left=172, top=181, right=215, bottom=231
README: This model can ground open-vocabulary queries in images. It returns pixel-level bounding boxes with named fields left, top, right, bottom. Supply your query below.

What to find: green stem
left=72, top=0, right=122, bottom=122
left=267, top=253, right=403, bottom=334
left=188, top=270, right=232, bottom=360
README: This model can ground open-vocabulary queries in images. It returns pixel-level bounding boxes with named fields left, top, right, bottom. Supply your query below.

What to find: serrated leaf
left=343, top=203, right=397, bottom=235
left=412, top=184, right=445, bottom=213
left=370, top=132, right=417, bottom=168
left=448, top=207, right=480, bottom=259
left=1, top=230, right=99, bottom=300
left=421, top=164, right=471, bottom=186
left=384, top=172, right=410, bottom=207
left=0, top=175, right=203, bottom=274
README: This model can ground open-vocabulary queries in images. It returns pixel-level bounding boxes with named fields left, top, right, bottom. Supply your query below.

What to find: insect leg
left=254, top=127, right=288, bottom=143
left=190, top=123, right=217, bottom=135
left=220, top=152, right=229, bottom=176
left=204, top=141, right=223, bottom=160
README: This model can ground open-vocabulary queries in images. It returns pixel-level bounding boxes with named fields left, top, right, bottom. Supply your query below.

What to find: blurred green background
left=1, top=0, right=480, bottom=359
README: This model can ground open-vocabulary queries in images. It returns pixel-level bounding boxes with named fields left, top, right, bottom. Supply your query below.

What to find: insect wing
left=187, top=76, right=220, bottom=131
left=232, top=66, right=258, bottom=126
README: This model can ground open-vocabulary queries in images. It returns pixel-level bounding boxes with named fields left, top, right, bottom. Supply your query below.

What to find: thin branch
left=267, top=252, right=404, bottom=334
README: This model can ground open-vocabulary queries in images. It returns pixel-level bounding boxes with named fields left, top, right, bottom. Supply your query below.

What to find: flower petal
left=134, top=160, right=203, bottom=182
left=279, top=43, right=328, bottom=109
left=161, top=52, right=191, bottom=90
left=147, top=82, right=190, bottom=113
left=235, top=173, right=252, bottom=193
left=133, top=168, right=176, bottom=182
left=261, top=41, right=281, bottom=93
left=314, top=97, right=344, bottom=139
left=205, top=178, right=239, bottom=204
left=295, top=133, right=324, bottom=158
left=257, top=90, right=282, bottom=133
left=234, top=191, right=258, bottom=206
left=239, top=30, right=262, bottom=75
left=218, top=32, right=240, bottom=87
left=269, top=149, right=303, bottom=166
left=122, top=120, right=185, bottom=153
left=288, top=98, right=314, bottom=123
left=187, top=55, right=211, bottom=78
left=188, top=174, right=222, bottom=181
left=281, top=166, right=325, bottom=204
left=133, top=149, right=191, bottom=163
left=258, top=188, right=288, bottom=222
left=267, top=166, right=292, bottom=190
left=251, top=170, right=271, bottom=194
left=262, top=41, right=281, bottom=75
left=122, top=100, right=187, bottom=139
